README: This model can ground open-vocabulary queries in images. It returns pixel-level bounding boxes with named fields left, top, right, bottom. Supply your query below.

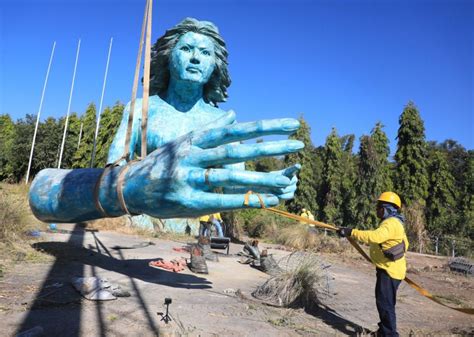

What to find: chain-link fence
left=423, top=235, right=473, bottom=258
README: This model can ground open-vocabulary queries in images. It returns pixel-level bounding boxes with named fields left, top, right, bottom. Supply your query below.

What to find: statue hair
left=150, top=18, right=231, bottom=106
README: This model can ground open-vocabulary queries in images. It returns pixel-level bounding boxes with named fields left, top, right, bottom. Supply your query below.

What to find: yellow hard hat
left=377, top=192, right=401, bottom=209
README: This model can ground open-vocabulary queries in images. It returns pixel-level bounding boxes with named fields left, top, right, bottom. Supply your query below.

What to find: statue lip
left=186, top=66, right=201, bottom=74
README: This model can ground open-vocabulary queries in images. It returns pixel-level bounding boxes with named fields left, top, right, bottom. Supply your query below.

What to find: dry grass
left=0, top=183, right=50, bottom=265
left=252, top=252, right=328, bottom=308
left=275, top=224, right=350, bottom=254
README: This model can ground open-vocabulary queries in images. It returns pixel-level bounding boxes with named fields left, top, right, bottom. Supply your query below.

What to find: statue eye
left=180, top=46, right=190, bottom=52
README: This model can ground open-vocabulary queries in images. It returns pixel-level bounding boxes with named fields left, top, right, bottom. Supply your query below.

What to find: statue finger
left=190, top=168, right=291, bottom=188
left=282, top=164, right=301, bottom=178
left=276, top=192, right=296, bottom=200
left=192, top=140, right=304, bottom=166
left=191, top=118, right=300, bottom=149
left=195, top=192, right=279, bottom=210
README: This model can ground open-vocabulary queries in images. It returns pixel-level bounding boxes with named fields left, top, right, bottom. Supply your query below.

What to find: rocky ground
left=0, top=224, right=472, bottom=336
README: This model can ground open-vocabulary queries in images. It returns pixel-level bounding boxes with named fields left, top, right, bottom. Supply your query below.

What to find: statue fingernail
left=276, top=176, right=290, bottom=186
left=282, top=119, right=300, bottom=131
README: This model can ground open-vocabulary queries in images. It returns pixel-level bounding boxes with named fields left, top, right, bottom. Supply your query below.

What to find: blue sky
left=1, top=0, right=472, bottom=154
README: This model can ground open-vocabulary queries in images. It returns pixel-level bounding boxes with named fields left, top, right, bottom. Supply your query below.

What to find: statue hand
left=269, top=164, right=301, bottom=200
left=122, top=118, right=303, bottom=218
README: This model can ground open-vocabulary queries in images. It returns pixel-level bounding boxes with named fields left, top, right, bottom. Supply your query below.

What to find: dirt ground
left=0, top=224, right=472, bottom=337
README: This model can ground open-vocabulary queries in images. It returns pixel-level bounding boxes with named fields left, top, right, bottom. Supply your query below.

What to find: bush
left=252, top=252, right=328, bottom=308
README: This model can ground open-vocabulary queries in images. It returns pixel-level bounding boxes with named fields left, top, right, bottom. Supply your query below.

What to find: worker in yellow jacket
left=337, top=192, right=409, bottom=337
left=199, top=213, right=224, bottom=237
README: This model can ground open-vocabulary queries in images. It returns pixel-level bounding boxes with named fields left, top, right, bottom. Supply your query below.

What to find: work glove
left=337, top=227, right=353, bottom=238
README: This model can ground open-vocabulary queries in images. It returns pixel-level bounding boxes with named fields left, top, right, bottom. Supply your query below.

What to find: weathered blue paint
left=29, top=18, right=303, bottom=224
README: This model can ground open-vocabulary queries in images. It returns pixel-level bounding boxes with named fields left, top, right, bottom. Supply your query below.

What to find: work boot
left=198, top=236, right=219, bottom=262
left=189, top=245, right=208, bottom=274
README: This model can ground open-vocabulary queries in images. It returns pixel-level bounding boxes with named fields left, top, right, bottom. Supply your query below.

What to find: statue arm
left=29, top=114, right=304, bottom=223
left=107, top=101, right=140, bottom=165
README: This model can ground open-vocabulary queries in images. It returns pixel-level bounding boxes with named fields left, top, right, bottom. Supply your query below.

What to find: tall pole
left=58, top=39, right=81, bottom=169
left=25, top=41, right=56, bottom=184
left=141, top=0, right=152, bottom=158
left=90, top=37, right=113, bottom=168
left=77, top=122, right=83, bottom=150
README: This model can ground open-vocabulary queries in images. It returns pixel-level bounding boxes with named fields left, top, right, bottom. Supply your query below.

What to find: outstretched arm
left=29, top=114, right=303, bottom=223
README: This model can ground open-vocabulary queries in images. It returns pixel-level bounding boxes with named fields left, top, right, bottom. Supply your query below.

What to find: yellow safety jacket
left=199, top=215, right=210, bottom=222
left=199, top=213, right=222, bottom=222
left=351, top=217, right=409, bottom=280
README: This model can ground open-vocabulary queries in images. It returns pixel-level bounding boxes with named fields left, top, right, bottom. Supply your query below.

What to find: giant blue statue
left=29, top=18, right=303, bottom=223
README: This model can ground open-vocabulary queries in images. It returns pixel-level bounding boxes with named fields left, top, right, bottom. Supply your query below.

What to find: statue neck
left=165, top=79, right=205, bottom=112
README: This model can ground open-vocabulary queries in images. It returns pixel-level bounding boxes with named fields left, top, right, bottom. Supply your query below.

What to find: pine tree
left=94, top=102, right=125, bottom=167
left=371, top=122, right=393, bottom=192
left=73, top=103, right=97, bottom=168
left=320, top=128, right=344, bottom=225
left=353, top=135, right=379, bottom=229
left=394, top=101, right=429, bottom=206
left=59, top=113, right=82, bottom=169
left=284, top=116, right=318, bottom=214
left=354, top=123, right=394, bottom=229
left=34, top=117, right=62, bottom=172
left=340, top=134, right=357, bottom=226
left=425, top=149, right=458, bottom=236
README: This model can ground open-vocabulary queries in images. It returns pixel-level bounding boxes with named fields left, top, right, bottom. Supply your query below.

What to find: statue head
left=150, top=18, right=231, bottom=106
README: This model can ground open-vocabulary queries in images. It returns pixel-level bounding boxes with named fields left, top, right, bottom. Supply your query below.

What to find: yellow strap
left=242, top=191, right=474, bottom=315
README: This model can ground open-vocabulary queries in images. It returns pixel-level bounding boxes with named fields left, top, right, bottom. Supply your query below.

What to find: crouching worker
left=337, top=192, right=409, bottom=337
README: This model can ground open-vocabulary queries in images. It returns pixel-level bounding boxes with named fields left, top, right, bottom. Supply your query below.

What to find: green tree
left=8, top=114, right=35, bottom=182
left=0, top=114, right=15, bottom=181
left=284, top=116, right=318, bottom=214
left=459, top=151, right=474, bottom=240
left=320, top=128, right=343, bottom=225
left=354, top=123, right=393, bottom=229
left=34, top=117, right=62, bottom=172
left=425, top=149, right=457, bottom=236
left=340, top=134, right=357, bottom=226
left=353, top=135, right=379, bottom=229
left=93, top=102, right=124, bottom=167
left=371, top=122, right=393, bottom=191
left=73, top=103, right=97, bottom=168
left=394, top=101, right=429, bottom=206
left=60, top=113, right=82, bottom=169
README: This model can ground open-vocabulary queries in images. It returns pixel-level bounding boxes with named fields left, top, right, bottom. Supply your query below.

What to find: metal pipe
left=25, top=41, right=56, bottom=184
left=58, top=39, right=81, bottom=169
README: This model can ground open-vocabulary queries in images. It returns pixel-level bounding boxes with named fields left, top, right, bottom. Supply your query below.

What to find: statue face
left=170, top=32, right=216, bottom=84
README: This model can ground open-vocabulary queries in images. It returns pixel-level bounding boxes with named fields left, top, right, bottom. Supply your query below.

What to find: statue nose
left=190, top=50, right=200, bottom=64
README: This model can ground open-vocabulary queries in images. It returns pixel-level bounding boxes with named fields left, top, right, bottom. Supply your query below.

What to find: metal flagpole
left=90, top=37, right=114, bottom=168
left=77, top=122, right=83, bottom=149
left=58, top=39, right=81, bottom=169
left=25, top=41, right=56, bottom=184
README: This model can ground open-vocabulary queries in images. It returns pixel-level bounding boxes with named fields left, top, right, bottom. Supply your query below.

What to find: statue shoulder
left=124, top=95, right=168, bottom=117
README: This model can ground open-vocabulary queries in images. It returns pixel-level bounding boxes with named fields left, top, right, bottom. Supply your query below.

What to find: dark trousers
left=375, top=268, right=401, bottom=337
